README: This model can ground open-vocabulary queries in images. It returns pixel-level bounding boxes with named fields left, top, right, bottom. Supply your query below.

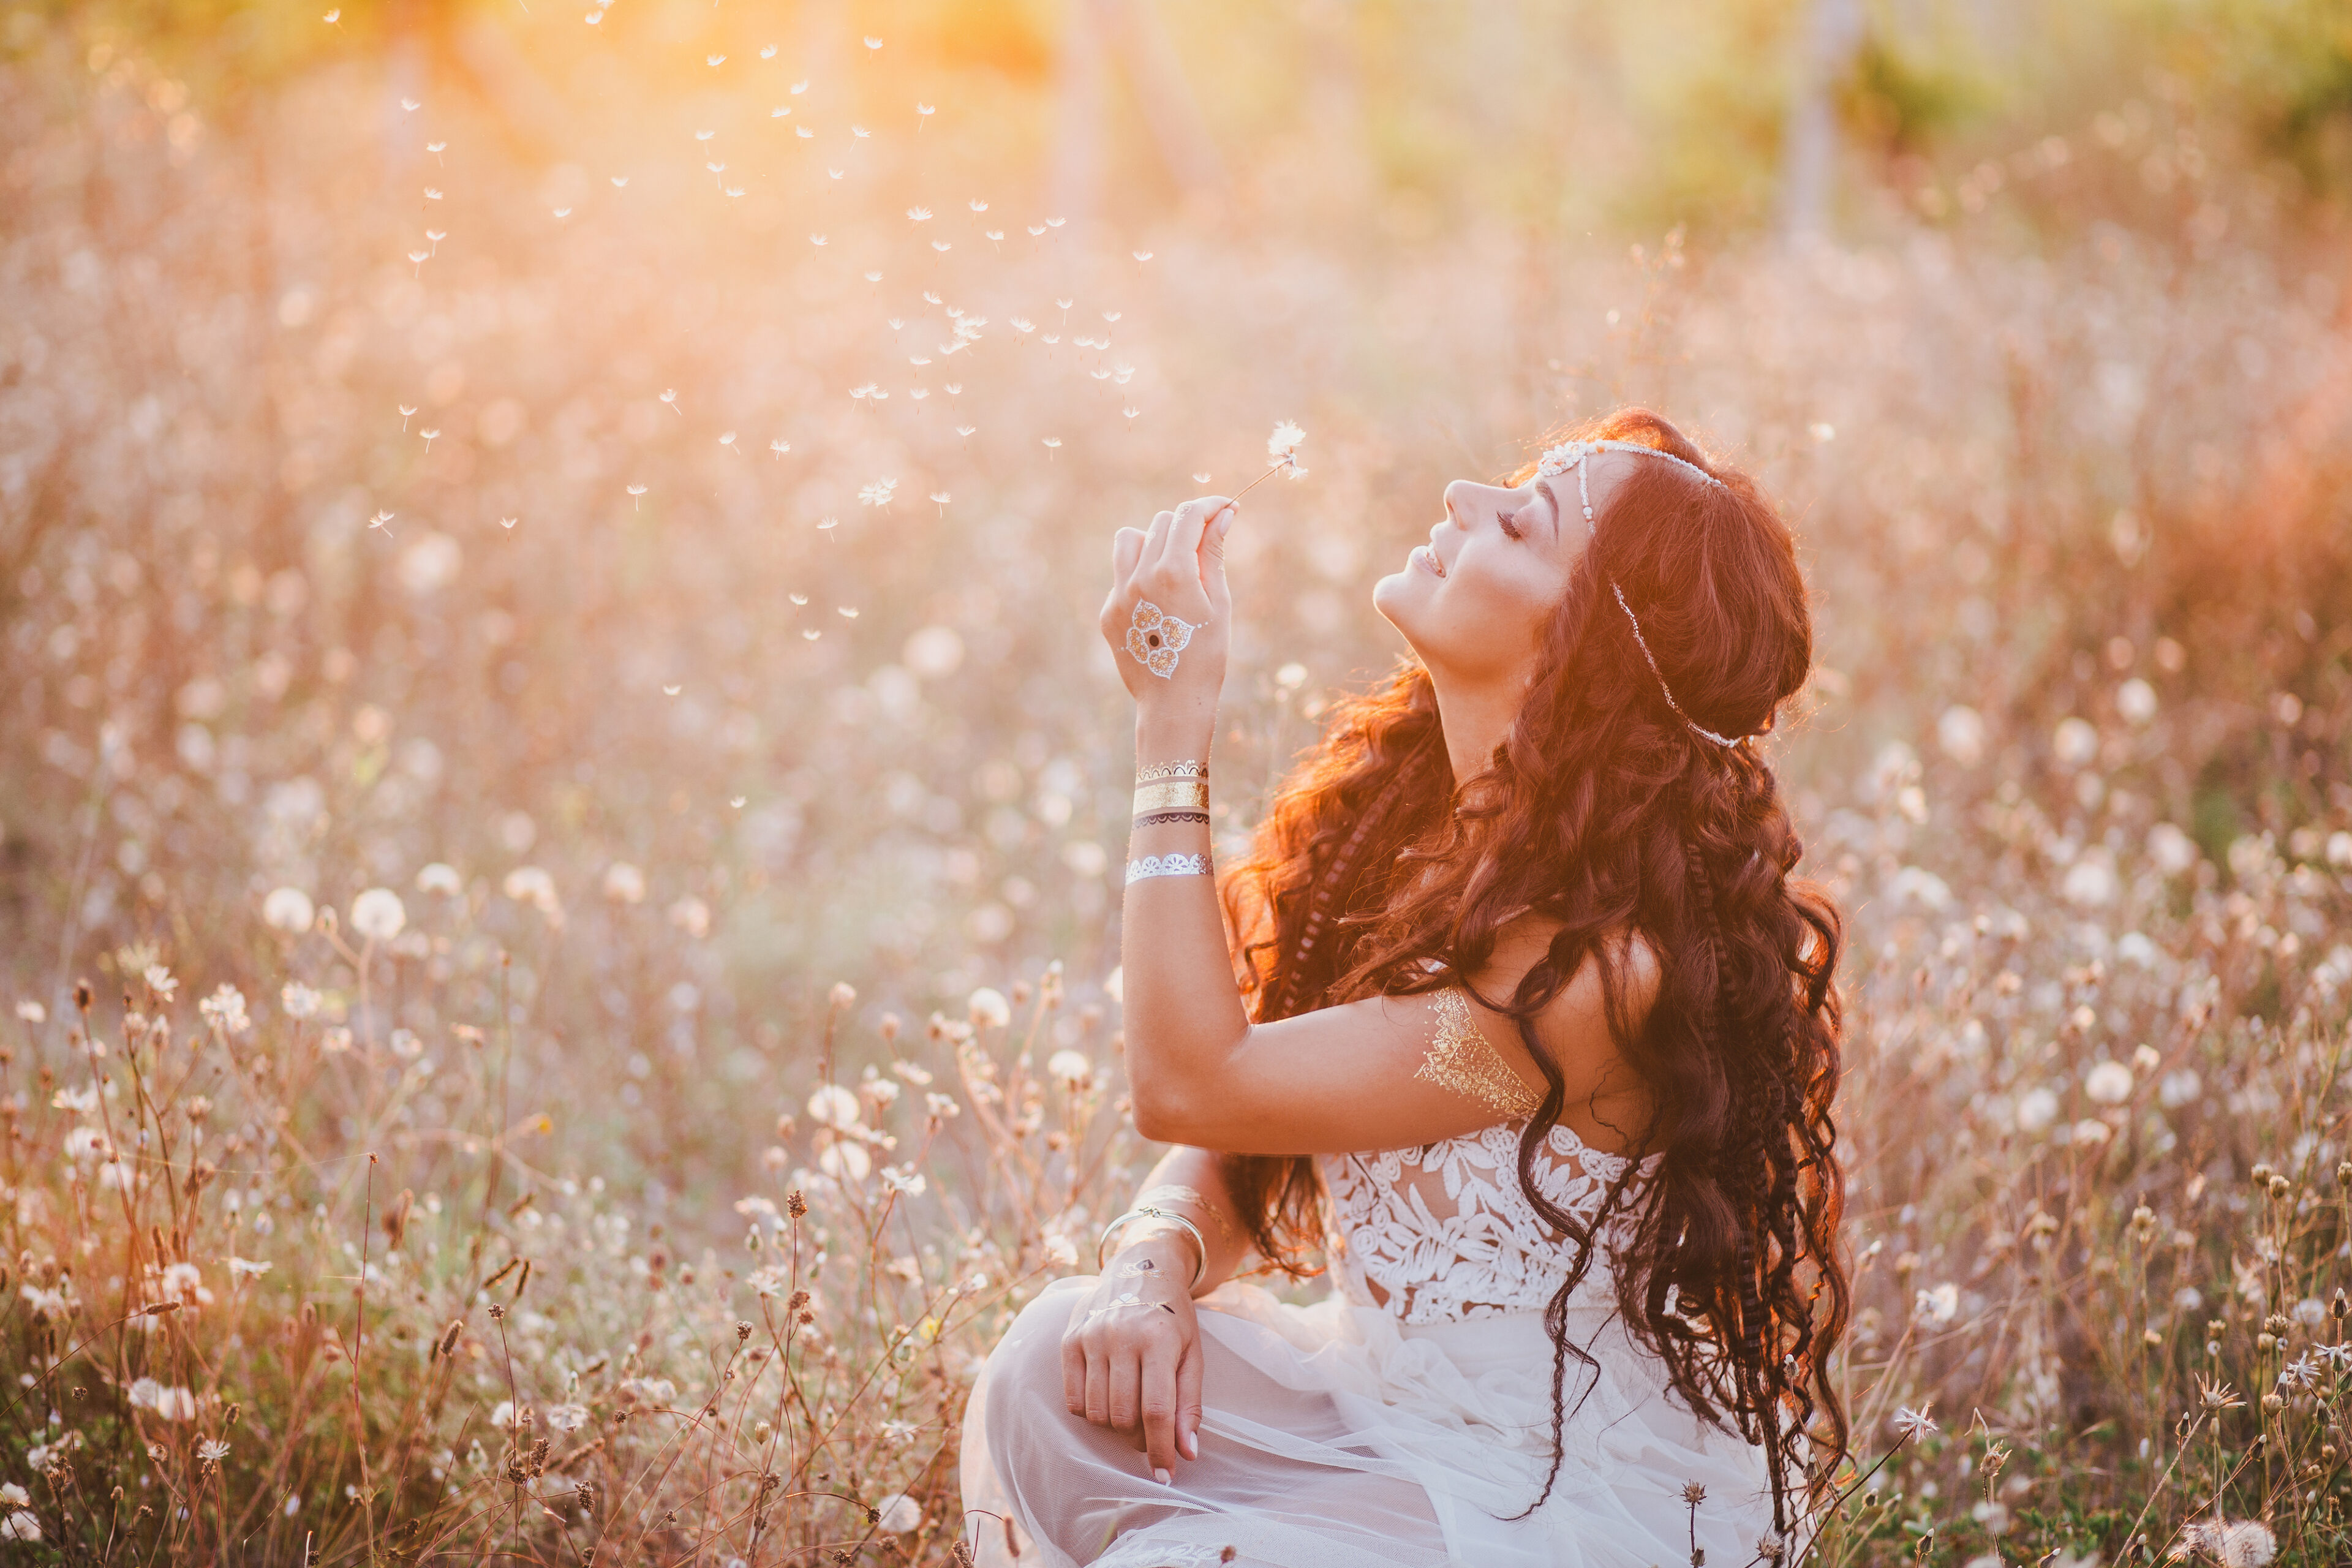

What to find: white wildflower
left=2014, top=1087, right=2060, bottom=1134
left=601, top=862, right=647, bottom=903
left=199, top=985, right=251, bottom=1036
left=281, top=983, right=322, bottom=1020
left=967, top=987, right=1011, bottom=1029
left=872, top=1492, right=921, bottom=1533
left=262, top=886, right=316, bottom=933
left=806, top=1085, right=861, bottom=1129
left=2084, top=1060, right=2133, bottom=1104
left=0, top=1510, right=38, bottom=1542
left=1913, top=1283, right=1959, bottom=1327
left=349, top=887, right=407, bottom=941
left=817, top=1141, right=871, bottom=1181
left=1047, top=1049, right=1093, bottom=1087
left=415, top=862, right=464, bottom=895
left=1892, top=1404, right=1939, bottom=1439
left=879, top=1165, right=926, bottom=1197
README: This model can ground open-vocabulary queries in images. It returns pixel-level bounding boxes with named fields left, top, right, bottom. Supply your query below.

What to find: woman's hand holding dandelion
left=1099, top=494, right=1236, bottom=725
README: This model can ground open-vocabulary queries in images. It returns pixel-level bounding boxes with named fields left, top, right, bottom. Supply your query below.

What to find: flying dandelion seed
left=816, top=516, right=839, bottom=532
left=323, top=8, right=341, bottom=23
left=771, top=105, right=790, bottom=118
left=760, top=43, right=776, bottom=58
left=420, top=427, right=439, bottom=450
left=423, top=187, right=442, bottom=200
left=802, top=628, right=821, bottom=639
left=1042, top=437, right=1062, bottom=458
left=398, top=404, right=418, bottom=429
left=1011, top=318, right=1034, bottom=334
left=944, top=382, right=961, bottom=398
left=1134, top=250, right=1153, bottom=261
left=401, top=97, right=421, bottom=111
left=706, top=53, right=725, bottom=66
left=407, top=249, right=429, bottom=275
left=660, top=388, right=680, bottom=413
left=838, top=606, right=859, bottom=619
left=426, top=140, right=445, bottom=162
left=827, top=167, right=845, bottom=181
left=796, top=126, right=814, bottom=139
left=907, top=207, right=932, bottom=222
left=1124, top=407, right=1140, bottom=422
left=611, top=174, right=628, bottom=187
left=585, top=10, right=601, bottom=21
left=986, top=229, right=1003, bottom=245
left=863, top=34, right=882, bottom=48
left=369, top=510, right=396, bottom=534
left=663, top=684, right=681, bottom=695
left=916, top=104, right=934, bottom=126
left=791, top=79, right=808, bottom=93
left=731, top=795, right=747, bottom=807
left=1057, top=296, right=1074, bottom=317
left=425, top=228, right=445, bottom=252
left=851, top=125, right=870, bottom=138
left=1042, top=333, right=1060, bottom=345
left=1047, top=216, right=1066, bottom=228
left=1103, top=310, right=1121, bottom=322
left=888, top=317, right=905, bottom=330
left=910, top=388, right=929, bottom=401
left=864, top=270, right=882, bottom=283
left=552, top=206, right=571, bottom=219
left=858, top=478, right=897, bottom=507
left=706, top=160, right=726, bottom=179
left=696, top=129, right=716, bottom=141
left=1193, top=472, right=1212, bottom=483
left=923, top=290, right=942, bottom=304
left=930, top=491, right=950, bottom=515
left=718, top=431, right=738, bottom=451
left=1090, top=368, right=1111, bottom=381
left=956, top=424, right=976, bottom=444
left=627, top=484, right=647, bottom=510
left=725, top=187, right=743, bottom=198
left=932, top=240, right=951, bottom=252
left=499, top=516, right=517, bottom=529
left=769, top=439, right=790, bottom=458
left=1027, top=223, right=1046, bottom=236
left=789, top=593, right=807, bottom=605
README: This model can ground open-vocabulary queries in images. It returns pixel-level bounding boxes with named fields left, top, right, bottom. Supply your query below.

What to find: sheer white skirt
left=962, top=1273, right=1775, bottom=1568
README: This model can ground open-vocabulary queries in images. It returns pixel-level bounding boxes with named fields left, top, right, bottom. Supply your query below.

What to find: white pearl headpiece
left=1536, top=439, right=1749, bottom=748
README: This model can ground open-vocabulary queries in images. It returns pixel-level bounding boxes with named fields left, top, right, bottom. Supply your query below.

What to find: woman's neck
left=1428, top=669, right=1521, bottom=785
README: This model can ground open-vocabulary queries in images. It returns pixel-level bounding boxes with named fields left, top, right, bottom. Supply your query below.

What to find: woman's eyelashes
left=1498, top=503, right=1525, bottom=541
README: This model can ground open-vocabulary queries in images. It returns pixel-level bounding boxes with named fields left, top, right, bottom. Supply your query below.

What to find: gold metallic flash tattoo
left=1414, top=987, right=1542, bottom=1120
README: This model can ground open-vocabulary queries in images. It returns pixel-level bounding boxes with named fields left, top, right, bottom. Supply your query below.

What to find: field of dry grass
left=5, top=6, right=2352, bottom=1562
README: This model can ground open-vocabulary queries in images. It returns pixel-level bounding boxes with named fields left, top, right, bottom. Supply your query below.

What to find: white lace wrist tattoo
left=1126, top=853, right=1209, bottom=883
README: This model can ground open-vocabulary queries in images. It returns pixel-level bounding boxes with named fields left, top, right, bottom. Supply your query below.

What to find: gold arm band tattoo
left=1414, top=987, right=1542, bottom=1120
left=1137, top=1183, right=1234, bottom=1239
left=1133, top=780, right=1211, bottom=815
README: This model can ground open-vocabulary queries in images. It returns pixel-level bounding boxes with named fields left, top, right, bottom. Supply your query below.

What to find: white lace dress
left=961, top=1123, right=1776, bottom=1567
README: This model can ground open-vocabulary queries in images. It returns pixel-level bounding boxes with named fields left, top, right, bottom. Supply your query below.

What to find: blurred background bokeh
left=4, top=0, right=2350, bottom=1219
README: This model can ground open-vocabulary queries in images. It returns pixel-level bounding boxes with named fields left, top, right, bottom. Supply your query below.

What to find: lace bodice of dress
left=1319, top=1123, right=1658, bottom=1325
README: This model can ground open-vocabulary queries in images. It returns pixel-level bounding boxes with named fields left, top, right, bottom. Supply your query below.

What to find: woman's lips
left=1413, top=544, right=1446, bottom=578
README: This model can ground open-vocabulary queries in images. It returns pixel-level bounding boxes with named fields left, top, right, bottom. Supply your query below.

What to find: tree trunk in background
left=1101, top=0, right=1224, bottom=197
left=1054, top=0, right=1223, bottom=228
left=1778, top=0, right=1863, bottom=241
left=1052, top=0, right=1109, bottom=225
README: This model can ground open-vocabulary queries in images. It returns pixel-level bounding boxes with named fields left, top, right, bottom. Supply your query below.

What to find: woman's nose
left=1441, top=478, right=1477, bottom=522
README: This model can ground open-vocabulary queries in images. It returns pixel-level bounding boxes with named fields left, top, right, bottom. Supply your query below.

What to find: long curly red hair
left=1217, top=408, right=1850, bottom=1536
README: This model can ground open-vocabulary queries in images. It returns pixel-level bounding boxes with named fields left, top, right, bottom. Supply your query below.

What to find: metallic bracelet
left=1133, top=810, right=1210, bottom=828
left=1096, top=1205, right=1209, bottom=1291
left=1126, top=853, right=1209, bottom=883
left=1133, top=780, right=1210, bottom=815
left=1135, top=760, right=1208, bottom=783
left=1138, top=1183, right=1235, bottom=1240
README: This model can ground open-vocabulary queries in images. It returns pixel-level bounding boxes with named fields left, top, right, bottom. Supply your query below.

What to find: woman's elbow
left=1128, top=1081, right=1198, bottom=1144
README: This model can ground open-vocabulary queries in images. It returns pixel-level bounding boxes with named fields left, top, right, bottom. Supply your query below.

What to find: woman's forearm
left=1101, top=1143, right=1250, bottom=1296
left=1123, top=710, right=1256, bottom=1134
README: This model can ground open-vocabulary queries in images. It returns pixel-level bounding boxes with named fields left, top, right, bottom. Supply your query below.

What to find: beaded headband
left=1534, top=439, right=1751, bottom=749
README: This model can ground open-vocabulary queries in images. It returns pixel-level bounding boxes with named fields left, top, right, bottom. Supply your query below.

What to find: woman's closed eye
left=1498, top=505, right=1525, bottom=541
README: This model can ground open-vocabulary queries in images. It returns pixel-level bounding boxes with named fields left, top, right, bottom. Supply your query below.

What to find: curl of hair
left=1218, top=409, right=1850, bottom=1536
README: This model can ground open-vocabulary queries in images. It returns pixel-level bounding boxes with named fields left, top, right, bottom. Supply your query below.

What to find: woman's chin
left=1371, top=573, right=1428, bottom=647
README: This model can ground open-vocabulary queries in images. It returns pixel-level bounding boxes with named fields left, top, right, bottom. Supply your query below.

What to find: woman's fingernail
left=1183, top=1432, right=1197, bottom=1459
left=1153, top=1468, right=1172, bottom=1486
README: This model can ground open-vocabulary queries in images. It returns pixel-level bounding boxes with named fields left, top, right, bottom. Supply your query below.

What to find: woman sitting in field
left=962, top=408, right=1850, bottom=1568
